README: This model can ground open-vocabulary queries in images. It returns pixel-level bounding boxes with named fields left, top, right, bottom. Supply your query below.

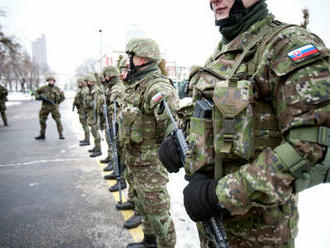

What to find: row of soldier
left=18, top=0, right=330, bottom=247
left=71, top=38, right=178, bottom=248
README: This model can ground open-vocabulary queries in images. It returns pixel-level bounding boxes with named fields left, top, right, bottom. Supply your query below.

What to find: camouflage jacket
left=121, top=64, right=179, bottom=166
left=187, top=15, right=330, bottom=245
left=108, top=79, right=126, bottom=116
left=84, top=84, right=103, bottom=113
left=0, top=85, right=8, bottom=103
left=99, top=78, right=123, bottom=120
left=73, top=86, right=87, bottom=113
left=35, top=85, right=65, bottom=106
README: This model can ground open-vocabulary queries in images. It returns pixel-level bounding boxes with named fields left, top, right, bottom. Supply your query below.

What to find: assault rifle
left=36, top=94, right=55, bottom=105
left=158, top=98, right=228, bottom=248
left=101, top=94, right=122, bottom=204
left=111, top=101, right=122, bottom=204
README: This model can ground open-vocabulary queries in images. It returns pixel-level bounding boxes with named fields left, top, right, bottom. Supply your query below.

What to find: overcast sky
left=1, top=0, right=330, bottom=80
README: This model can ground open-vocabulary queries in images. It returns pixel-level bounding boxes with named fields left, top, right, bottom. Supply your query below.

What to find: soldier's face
left=47, top=80, right=55, bottom=86
left=210, top=0, right=235, bottom=20
left=120, top=68, right=128, bottom=80
left=210, top=0, right=260, bottom=20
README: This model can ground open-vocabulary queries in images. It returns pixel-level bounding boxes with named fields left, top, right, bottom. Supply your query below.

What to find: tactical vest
left=122, top=72, right=172, bottom=149
left=185, top=21, right=296, bottom=177
left=39, top=86, right=63, bottom=105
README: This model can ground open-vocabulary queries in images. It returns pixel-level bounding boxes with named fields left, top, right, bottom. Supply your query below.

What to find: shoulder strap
left=229, top=22, right=296, bottom=79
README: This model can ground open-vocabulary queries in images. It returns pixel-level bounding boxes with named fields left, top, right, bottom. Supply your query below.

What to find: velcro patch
left=288, top=44, right=320, bottom=63
left=152, top=92, right=164, bottom=103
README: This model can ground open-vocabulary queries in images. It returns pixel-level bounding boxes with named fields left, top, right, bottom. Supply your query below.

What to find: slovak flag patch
left=288, top=44, right=320, bottom=63
left=152, top=92, right=164, bottom=103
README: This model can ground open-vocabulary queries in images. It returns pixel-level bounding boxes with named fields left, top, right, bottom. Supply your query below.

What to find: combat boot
left=124, top=211, right=142, bottom=229
left=35, top=134, right=45, bottom=140
left=4, top=122, right=8, bottom=126
left=109, top=179, right=127, bottom=192
left=90, top=150, right=102, bottom=157
left=115, top=200, right=135, bottom=210
left=59, top=135, right=65, bottom=140
left=103, top=163, right=114, bottom=172
left=88, top=147, right=96, bottom=153
left=104, top=171, right=116, bottom=180
left=126, top=234, right=157, bottom=248
left=100, top=157, right=111, bottom=164
left=79, top=140, right=90, bottom=146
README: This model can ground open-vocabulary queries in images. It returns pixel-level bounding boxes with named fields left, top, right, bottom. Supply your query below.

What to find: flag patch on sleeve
left=288, top=44, right=320, bottom=63
left=152, top=92, right=164, bottom=103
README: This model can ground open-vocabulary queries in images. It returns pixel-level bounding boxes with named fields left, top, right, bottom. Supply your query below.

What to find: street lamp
left=99, top=29, right=103, bottom=72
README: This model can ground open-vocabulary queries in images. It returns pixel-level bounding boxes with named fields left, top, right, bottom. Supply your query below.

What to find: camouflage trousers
left=39, top=105, right=63, bottom=136
left=104, top=128, right=112, bottom=160
left=78, top=110, right=90, bottom=141
left=123, top=166, right=135, bottom=202
left=128, top=161, right=176, bottom=248
left=196, top=222, right=295, bottom=248
left=0, top=102, right=7, bottom=125
left=87, top=111, right=101, bottom=150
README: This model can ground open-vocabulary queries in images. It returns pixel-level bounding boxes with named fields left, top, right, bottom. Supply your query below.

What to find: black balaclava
left=213, top=0, right=269, bottom=43
left=126, top=53, right=154, bottom=82
left=48, top=81, right=55, bottom=87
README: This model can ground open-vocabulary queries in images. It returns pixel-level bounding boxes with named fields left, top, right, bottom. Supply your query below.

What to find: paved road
left=0, top=98, right=133, bottom=248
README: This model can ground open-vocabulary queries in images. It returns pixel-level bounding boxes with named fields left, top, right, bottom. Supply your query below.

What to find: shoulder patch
left=151, top=92, right=164, bottom=104
left=287, top=44, right=320, bottom=63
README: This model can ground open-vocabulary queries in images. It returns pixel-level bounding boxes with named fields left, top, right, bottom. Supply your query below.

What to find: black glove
left=183, top=173, right=223, bottom=222
left=158, top=134, right=182, bottom=173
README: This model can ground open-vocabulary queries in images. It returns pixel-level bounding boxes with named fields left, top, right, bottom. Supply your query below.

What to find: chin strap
left=126, top=53, right=154, bottom=82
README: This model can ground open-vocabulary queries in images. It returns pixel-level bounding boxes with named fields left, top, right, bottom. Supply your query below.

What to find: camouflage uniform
left=84, top=76, right=103, bottom=151
left=0, top=85, right=8, bottom=126
left=73, top=80, right=90, bottom=142
left=122, top=38, right=178, bottom=248
left=35, top=81, right=65, bottom=137
left=185, top=12, right=330, bottom=248
left=100, top=66, right=124, bottom=161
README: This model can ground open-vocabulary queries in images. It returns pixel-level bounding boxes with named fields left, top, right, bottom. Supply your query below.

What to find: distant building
left=31, top=34, right=48, bottom=67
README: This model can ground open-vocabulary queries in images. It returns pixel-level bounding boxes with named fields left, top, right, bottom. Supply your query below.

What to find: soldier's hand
left=158, top=134, right=182, bottom=173
left=183, top=173, right=224, bottom=222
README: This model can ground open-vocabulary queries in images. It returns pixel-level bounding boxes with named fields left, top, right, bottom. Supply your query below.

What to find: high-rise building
left=31, top=34, right=48, bottom=66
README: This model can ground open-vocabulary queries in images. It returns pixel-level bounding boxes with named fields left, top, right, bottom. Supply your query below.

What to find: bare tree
left=75, top=58, right=98, bottom=76
left=301, top=8, right=310, bottom=29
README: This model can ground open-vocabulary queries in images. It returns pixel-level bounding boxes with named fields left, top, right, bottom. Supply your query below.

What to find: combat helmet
left=46, top=75, right=56, bottom=82
left=126, top=38, right=161, bottom=63
left=76, top=77, right=84, bottom=83
left=102, top=66, right=120, bottom=78
left=84, top=74, right=96, bottom=82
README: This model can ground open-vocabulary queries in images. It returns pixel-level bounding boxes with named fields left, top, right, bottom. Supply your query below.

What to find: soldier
left=73, top=78, right=90, bottom=146
left=105, top=58, right=143, bottom=230
left=99, top=66, right=123, bottom=165
left=159, top=0, right=330, bottom=247
left=0, top=84, right=8, bottom=127
left=121, top=38, right=178, bottom=248
left=84, top=74, right=103, bottom=157
left=34, top=76, right=65, bottom=139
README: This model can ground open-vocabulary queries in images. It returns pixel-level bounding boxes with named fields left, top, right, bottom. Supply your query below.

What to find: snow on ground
left=6, top=92, right=33, bottom=106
